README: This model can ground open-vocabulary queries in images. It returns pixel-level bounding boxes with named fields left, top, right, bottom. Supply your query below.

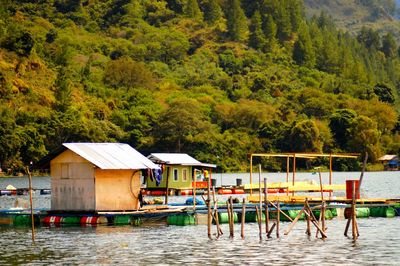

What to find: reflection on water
left=0, top=172, right=399, bottom=264
left=0, top=218, right=399, bottom=265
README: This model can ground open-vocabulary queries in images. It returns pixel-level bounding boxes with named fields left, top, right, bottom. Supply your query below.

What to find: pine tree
left=293, top=22, right=315, bottom=68
left=225, top=0, right=248, bottom=41
left=263, top=14, right=278, bottom=52
left=249, top=11, right=266, bottom=50
left=203, top=0, right=222, bottom=25
left=381, top=32, right=397, bottom=58
left=184, top=0, right=203, bottom=21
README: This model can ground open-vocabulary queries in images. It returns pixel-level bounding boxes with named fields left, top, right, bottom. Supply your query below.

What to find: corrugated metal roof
left=148, top=153, right=201, bottom=165
left=63, top=143, right=159, bottom=170
left=378, top=155, right=398, bottom=161
left=148, top=153, right=216, bottom=168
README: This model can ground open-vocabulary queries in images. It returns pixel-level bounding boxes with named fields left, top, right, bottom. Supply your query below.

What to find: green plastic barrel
left=131, top=217, right=142, bottom=226
left=167, top=215, right=177, bottom=225
left=245, top=212, right=265, bottom=222
left=61, top=217, right=80, bottom=224
left=330, top=208, right=337, bottom=217
left=386, top=207, right=395, bottom=218
left=167, top=215, right=195, bottom=226
left=114, top=215, right=131, bottom=225
left=218, top=212, right=238, bottom=223
left=13, top=215, right=31, bottom=226
left=355, top=208, right=370, bottom=218
left=313, top=209, right=333, bottom=220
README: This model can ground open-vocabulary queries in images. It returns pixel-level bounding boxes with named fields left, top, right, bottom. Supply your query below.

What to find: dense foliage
left=0, top=0, right=399, bottom=173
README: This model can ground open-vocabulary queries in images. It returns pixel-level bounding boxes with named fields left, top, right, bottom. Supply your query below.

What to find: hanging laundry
left=155, top=167, right=163, bottom=186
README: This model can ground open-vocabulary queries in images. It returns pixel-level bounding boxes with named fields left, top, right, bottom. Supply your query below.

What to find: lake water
left=0, top=171, right=399, bottom=265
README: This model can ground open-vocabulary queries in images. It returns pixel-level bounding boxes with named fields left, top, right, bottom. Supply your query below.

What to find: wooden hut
left=378, top=155, right=399, bottom=170
left=146, top=153, right=216, bottom=195
left=50, top=143, right=159, bottom=211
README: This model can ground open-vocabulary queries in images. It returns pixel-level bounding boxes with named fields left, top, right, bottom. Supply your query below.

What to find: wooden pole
left=255, top=205, right=262, bottom=240
left=227, top=199, right=232, bottom=238
left=258, top=164, right=262, bottom=236
left=264, top=178, right=269, bottom=235
left=351, top=182, right=357, bottom=240
left=329, top=154, right=332, bottom=198
left=207, top=168, right=212, bottom=239
left=284, top=207, right=305, bottom=235
left=26, top=167, right=35, bottom=243
left=250, top=155, right=253, bottom=196
left=358, top=152, right=368, bottom=199
left=241, top=198, right=246, bottom=239
left=212, top=186, right=223, bottom=237
left=193, top=170, right=197, bottom=210
left=276, top=201, right=280, bottom=238
left=292, top=154, right=296, bottom=196
left=228, top=196, right=234, bottom=238
left=286, top=156, right=289, bottom=196
left=164, top=166, right=170, bottom=204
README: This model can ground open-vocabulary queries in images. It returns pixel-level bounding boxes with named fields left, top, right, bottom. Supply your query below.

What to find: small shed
left=378, top=155, right=399, bottom=170
left=146, top=153, right=216, bottom=194
left=50, top=143, right=158, bottom=211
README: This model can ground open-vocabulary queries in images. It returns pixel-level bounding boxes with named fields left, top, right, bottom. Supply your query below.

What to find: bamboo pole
left=351, top=182, right=357, bottom=240
left=227, top=199, right=232, bottom=238
left=241, top=198, right=246, bottom=239
left=276, top=201, right=280, bottom=238
left=207, top=168, right=212, bottom=239
left=284, top=207, right=306, bottom=235
left=193, top=170, right=197, bottom=210
left=258, top=164, right=262, bottom=236
left=358, top=152, right=368, bottom=199
left=286, top=156, right=289, bottom=196
left=267, top=200, right=293, bottom=222
left=250, top=155, right=253, bottom=196
left=212, top=186, right=223, bottom=237
left=255, top=205, right=262, bottom=240
left=329, top=154, right=332, bottom=198
left=264, top=178, right=269, bottom=235
left=292, top=154, right=296, bottom=196
left=228, top=196, right=234, bottom=238
left=267, top=223, right=276, bottom=238
left=164, top=166, right=170, bottom=204
left=26, top=166, right=35, bottom=243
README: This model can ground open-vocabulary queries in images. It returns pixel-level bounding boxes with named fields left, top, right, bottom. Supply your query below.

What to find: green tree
left=288, top=119, right=322, bottom=152
left=225, top=0, right=248, bottom=41
left=293, top=22, right=315, bottom=68
left=381, top=32, right=397, bottom=58
left=184, top=0, right=203, bottom=21
left=329, top=109, right=357, bottom=149
left=203, top=0, right=222, bottom=24
left=373, top=83, right=395, bottom=104
left=249, top=11, right=266, bottom=50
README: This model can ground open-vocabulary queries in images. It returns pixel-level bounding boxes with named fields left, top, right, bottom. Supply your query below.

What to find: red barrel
left=180, top=189, right=193, bottom=196
left=346, top=180, right=360, bottom=199
left=218, top=189, right=232, bottom=194
left=232, top=189, right=245, bottom=194
left=150, top=190, right=165, bottom=196
left=80, top=216, right=107, bottom=225
left=43, top=216, right=62, bottom=224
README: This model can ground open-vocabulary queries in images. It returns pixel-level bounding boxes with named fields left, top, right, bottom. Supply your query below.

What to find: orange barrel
left=43, top=216, right=62, bottom=224
left=268, top=189, right=279, bottom=194
left=218, top=189, right=232, bottom=194
left=80, top=216, right=108, bottom=225
left=346, top=180, right=360, bottom=199
left=232, top=189, right=245, bottom=194
left=180, top=189, right=193, bottom=196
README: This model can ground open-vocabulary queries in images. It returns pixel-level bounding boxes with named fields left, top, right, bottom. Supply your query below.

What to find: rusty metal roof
left=63, top=143, right=159, bottom=170
left=148, top=153, right=216, bottom=168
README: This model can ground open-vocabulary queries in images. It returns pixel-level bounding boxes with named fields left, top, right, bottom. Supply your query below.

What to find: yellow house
left=146, top=153, right=216, bottom=195
left=50, top=143, right=159, bottom=211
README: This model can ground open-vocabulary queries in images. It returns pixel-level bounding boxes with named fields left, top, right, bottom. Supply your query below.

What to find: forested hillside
left=304, top=0, right=400, bottom=38
left=0, top=0, right=399, bottom=173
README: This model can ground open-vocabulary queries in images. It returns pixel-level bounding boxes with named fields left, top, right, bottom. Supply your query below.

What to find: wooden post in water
left=255, top=205, right=262, bottom=240
left=358, top=152, right=368, bottom=199
left=264, top=178, right=269, bottom=235
left=258, top=164, right=262, bottom=236
left=305, top=198, right=311, bottom=236
left=250, top=155, right=253, bottom=196
left=212, top=186, right=223, bottom=237
left=329, top=154, right=333, bottom=198
left=292, top=154, right=296, bottom=196
left=26, top=166, right=35, bottom=243
left=286, top=156, right=290, bottom=196
left=164, top=166, right=170, bottom=204
left=207, top=168, right=212, bottom=239
left=193, top=171, right=197, bottom=210
left=351, top=182, right=358, bottom=240
left=241, top=198, right=246, bottom=239
left=276, top=201, right=280, bottom=238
